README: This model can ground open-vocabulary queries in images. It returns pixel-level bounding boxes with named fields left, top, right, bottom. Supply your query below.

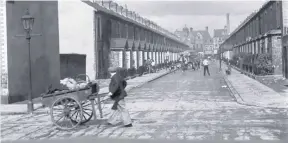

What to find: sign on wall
left=0, top=0, right=8, bottom=96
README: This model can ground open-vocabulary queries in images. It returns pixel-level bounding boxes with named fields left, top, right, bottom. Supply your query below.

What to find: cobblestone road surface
left=1, top=63, right=288, bottom=142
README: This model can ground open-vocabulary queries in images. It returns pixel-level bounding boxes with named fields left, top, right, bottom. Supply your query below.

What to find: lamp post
left=219, top=46, right=222, bottom=71
left=21, top=9, right=35, bottom=113
left=15, top=9, right=41, bottom=113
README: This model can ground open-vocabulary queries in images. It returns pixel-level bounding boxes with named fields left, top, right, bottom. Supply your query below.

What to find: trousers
left=204, top=65, right=210, bottom=76
left=107, top=99, right=132, bottom=126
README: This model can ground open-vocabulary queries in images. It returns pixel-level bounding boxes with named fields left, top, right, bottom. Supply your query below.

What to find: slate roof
left=191, top=30, right=212, bottom=41
left=213, top=29, right=227, bottom=38
left=175, top=28, right=213, bottom=45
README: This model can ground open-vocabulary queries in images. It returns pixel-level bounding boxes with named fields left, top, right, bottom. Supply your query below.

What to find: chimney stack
left=205, top=26, right=208, bottom=31
left=226, top=13, right=230, bottom=35
left=190, top=27, right=193, bottom=32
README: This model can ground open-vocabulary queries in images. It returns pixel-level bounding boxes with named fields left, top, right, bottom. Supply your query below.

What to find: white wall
left=58, top=1, right=96, bottom=80
left=223, top=51, right=233, bottom=60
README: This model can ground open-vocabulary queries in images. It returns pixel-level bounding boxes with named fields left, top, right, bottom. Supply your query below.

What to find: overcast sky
left=114, top=0, right=267, bottom=36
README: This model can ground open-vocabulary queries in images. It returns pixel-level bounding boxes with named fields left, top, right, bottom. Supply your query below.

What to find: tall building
left=213, top=28, right=227, bottom=54
left=213, top=13, right=230, bottom=55
left=175, top=26, right=212, bottom=53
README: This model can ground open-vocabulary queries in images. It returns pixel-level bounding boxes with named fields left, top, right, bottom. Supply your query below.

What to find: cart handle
left=75, top=74, right=91, bottom=83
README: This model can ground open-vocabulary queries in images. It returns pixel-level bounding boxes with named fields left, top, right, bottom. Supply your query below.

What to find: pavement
left=220, top=62, right=288, bottom=108
left=0, top=69, right=172, bottom=115
left=5, top=137, right=288, bottom=143
left=1, top=62, right=288, bottom=142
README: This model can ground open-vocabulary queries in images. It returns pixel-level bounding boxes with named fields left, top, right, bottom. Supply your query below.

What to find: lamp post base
left=27, top=101, right=34, bottom=113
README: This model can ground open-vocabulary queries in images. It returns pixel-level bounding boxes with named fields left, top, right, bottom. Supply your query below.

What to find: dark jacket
left=109, top=68, right=127, bottom=101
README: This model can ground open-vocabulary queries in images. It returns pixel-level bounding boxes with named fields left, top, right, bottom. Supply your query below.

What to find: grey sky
left=114, top=0, right=266, bottom=36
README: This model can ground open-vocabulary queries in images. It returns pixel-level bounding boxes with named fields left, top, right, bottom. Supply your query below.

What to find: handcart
left=41, top=74, right=107, bottom=130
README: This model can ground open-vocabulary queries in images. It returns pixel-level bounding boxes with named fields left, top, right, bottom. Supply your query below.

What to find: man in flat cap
left=107, top=67, right=132, bottom=127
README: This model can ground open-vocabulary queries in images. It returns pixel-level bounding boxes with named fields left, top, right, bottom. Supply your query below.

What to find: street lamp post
left=219, top=46, right=222, bottom=71
left=22, top=9, right=35, bottom=113
left=14, top=9, right=42, bottom=113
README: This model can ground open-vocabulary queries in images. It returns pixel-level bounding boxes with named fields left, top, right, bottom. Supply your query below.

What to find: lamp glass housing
left=21, top=10, right=34, bottom=32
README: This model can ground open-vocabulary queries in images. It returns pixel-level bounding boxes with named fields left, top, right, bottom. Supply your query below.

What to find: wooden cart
left=41, top=74, right=106, bottom=130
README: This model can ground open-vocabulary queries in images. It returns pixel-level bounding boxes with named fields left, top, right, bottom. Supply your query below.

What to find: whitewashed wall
left=58, top=1, right=96, bottom=80
left=223, top=51, right=232, bottom=60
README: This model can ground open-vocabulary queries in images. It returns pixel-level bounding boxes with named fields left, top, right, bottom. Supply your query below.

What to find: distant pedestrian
left=165, top=58, right=170, bottom=70
left=107, top=67, right=132, bottom=127
left=151, top=59, right=156, bottom=72
left=226, top=63, right=231, bottom=75
left=202, top=58, right=210, bottom=76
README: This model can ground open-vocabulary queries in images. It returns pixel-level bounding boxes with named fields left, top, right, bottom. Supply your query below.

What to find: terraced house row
left=83, top=1, right=189, bottom=79
left=220, top=1, right=288, bottom=78
left=0, top=0, right=189, bottom=103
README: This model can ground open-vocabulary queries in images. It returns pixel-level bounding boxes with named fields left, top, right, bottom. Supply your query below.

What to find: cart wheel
left=70, top=100, right=93, bottom=124
left=50, top=97, right=83, bottom=130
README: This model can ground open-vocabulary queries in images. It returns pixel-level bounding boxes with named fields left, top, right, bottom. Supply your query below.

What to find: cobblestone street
left=1, top=63, right=288, bottom=142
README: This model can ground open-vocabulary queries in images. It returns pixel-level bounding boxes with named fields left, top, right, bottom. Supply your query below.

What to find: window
left=128, top=25, right=134, bottom=39
left=134, top=27, right=138, bottom=40
left=264, top=11, right=268, bottom=32
left=97, top=17, right=101, bottom=39
left=125, top=24, right=128, bottom=38
left=120, top=23, right=126, bottom=38
left=116, top=22, right=120, bottom=38
left=276, top=2, right=281, bottom=29
left=197, top=33, right=202, bottom=39
left=267, top=37, right=272, bottom=54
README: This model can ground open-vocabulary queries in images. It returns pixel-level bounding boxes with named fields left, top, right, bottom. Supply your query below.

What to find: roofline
left=82, top=0, right=189, bottom=48
left=222, top=0, right=273, bottom=45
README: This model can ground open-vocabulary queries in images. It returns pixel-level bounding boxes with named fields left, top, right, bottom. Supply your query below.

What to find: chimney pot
left=206, top=26, right=208, bottom=31
left=190, top=27, right=193, bottom=32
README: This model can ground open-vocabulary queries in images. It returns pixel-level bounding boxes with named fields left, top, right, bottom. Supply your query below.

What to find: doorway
left=284, top=46, right=288, bottom=78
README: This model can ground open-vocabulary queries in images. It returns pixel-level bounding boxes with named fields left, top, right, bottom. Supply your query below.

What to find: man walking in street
left=107, top=67, right=133, bottom=127
left=203, top=58, right=210, bottom=76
